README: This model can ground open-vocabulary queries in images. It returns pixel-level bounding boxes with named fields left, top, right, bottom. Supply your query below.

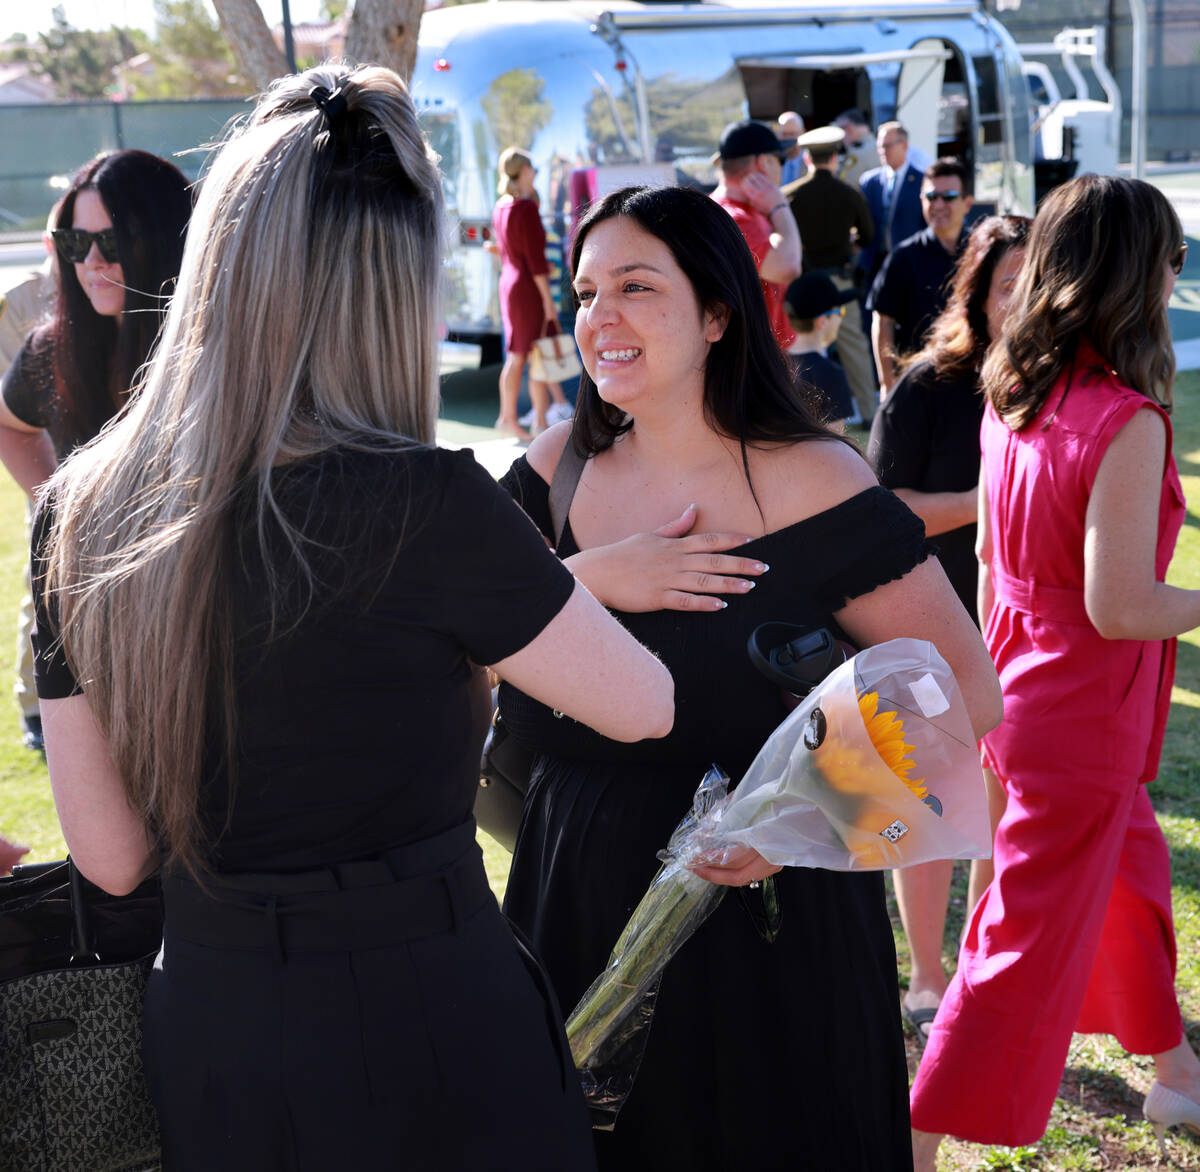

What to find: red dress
left=909, top=343, right=1186, bottom=1145
left=492, top=197, right=550, bottom=354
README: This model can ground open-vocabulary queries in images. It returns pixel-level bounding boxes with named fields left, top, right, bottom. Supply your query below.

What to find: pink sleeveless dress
left=909, top=342, right=1186, bottom=1145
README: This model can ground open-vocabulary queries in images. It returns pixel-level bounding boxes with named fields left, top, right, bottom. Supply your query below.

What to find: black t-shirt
left=790, top=350, right=854, bottom=421
left=867, top=358, right=983, bottom=617
left=0, top=325, right=70, bottom=459
left=32, top=443, right=576, bottom=872
left=866, top=226, right=967, bottom=357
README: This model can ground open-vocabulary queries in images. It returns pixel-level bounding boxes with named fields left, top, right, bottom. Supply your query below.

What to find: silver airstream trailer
left=413, top=0, right=1034, bottom=359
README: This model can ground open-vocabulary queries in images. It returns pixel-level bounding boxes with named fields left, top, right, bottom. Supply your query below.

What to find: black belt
left=162, top=820, right=494, bottom=959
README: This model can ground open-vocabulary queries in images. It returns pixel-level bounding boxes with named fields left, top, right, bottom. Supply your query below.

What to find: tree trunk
left=344, top=0, right=424, bottom=84
left=212, top=0, right=289, bottom=91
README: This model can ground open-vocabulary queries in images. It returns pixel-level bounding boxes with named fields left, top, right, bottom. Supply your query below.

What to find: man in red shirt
left=711, top=120, right=803, bottom=349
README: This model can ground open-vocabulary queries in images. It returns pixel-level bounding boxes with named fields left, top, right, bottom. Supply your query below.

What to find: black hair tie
left=309, top=84, right=348, bottom=127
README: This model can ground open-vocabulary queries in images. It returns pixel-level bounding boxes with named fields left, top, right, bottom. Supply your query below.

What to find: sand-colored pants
left=826, top=271, right=877, bottom=423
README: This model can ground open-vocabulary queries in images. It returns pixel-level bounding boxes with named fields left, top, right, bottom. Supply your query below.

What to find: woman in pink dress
left=491, top=148, right=566, bottom=440
left=910, top=175, right=1200, bottom=1168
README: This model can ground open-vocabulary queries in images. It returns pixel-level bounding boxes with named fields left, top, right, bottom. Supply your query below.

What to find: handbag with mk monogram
left=0, top=858, right=163, bottom=1172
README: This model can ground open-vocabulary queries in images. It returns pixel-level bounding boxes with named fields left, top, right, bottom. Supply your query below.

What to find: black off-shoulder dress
left=499, top=455, right=932, bottom=1172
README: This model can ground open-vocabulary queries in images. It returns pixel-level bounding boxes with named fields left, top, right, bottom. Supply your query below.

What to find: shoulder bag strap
left=547, top=432, right=586, bottom=549
left=68, top=856, right=100, bottom=964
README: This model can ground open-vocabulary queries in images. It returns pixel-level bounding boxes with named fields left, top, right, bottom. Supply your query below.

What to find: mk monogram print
left=0, top=957, right=161, bottom=1171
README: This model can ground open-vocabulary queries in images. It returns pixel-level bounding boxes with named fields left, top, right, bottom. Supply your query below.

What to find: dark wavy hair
left=982, top=175, right=1180, bottom=430
left=569, top=185, right=842, bottom=474
left=923, top=155, right=972, bottom=195
left=51, top=150, right=192, bottom=451
left=906, top=215, right=1031, bottom=380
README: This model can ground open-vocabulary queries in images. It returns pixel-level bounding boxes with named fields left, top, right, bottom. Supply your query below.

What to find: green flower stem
left=566, top=862, right=725, bottom=1069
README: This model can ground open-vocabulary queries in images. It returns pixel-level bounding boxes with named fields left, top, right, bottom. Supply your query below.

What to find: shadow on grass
left=1058, top=1063, right=1141, bottom=1118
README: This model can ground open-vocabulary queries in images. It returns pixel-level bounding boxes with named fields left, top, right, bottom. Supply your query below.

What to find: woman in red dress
left=491, top=148, right=564, bottom=440
left=910, top=175, right=1200, bottom=1168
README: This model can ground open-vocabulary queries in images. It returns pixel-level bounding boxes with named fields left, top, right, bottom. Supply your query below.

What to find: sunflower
left=857, top=691, right=927, bottom=802
left=808, top=689, right=927, bottom=802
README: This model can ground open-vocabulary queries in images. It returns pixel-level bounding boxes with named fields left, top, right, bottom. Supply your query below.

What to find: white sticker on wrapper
left=909, top=673, right=949, bottom=717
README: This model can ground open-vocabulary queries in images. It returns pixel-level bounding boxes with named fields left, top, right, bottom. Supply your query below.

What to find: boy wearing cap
left=711, top=120, right=803, bottom=350
left=783, top=125, right=876, bottom=424
left=783, top=273, right=858, bottom=428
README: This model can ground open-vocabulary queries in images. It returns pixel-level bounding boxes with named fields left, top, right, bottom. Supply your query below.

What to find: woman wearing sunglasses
left=0, top=149, right=191, bottom=487
left=0, top=150, right=190, bottom=763
left=910, top=175, right=1200, bottom=1169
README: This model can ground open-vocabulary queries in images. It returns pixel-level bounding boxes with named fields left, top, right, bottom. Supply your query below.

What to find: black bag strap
left=547, top=431, right=586, bottom=550
left=68, top=856, right=100, bottom=964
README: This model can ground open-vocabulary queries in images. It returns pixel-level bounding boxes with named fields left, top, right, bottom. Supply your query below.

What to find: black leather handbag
left=476, top=436, right=586, bottom=852
left=0, top=858, right=163, bottom=1172
left=477, top=696, right=537, bottom=853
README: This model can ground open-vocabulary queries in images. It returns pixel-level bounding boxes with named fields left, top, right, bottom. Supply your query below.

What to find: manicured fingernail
left=740, top=580, right=756, bottom=591
left=755, top=562, right=769, bottom=572
left=715, top=599, right=728, bottom=609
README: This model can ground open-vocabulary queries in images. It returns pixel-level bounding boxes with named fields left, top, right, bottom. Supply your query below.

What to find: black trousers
left=144, top=822, right=596, bottom=1171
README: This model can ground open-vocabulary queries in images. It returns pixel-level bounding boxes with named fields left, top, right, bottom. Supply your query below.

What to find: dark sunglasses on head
left=922, top=190, right=962, bottom=204
left=52, top=227, right=119, bottom=265
left=1171, top=242, right=1188, bottom=276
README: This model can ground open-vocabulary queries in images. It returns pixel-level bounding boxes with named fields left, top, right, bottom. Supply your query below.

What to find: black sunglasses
left=1171, top=242, right=1188, bottom=276
left=921, top=190, right=962, bottom=204
left=52, top=227, right=119, bottom=265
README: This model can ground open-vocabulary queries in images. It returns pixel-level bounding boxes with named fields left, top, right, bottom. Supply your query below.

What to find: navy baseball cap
left=784, top=273, right=859, bottom=319
left=715, top=120, right=796, bottom=161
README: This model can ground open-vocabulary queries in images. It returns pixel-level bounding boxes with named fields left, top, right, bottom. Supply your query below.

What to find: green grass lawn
left=3, top=374, right=1200, bottom=1170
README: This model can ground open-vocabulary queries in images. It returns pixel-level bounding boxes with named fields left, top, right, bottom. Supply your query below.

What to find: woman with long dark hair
left=910, top=175, right=1200, bottom=1168
left=868, top=214, right=1030, bottom=1045
left=498, top=183, right=1002, bottom=1169
left=0, top=149, right=192, bottom=480
left=33, top=66, right=672, bottom=1168
left=0, top=150, right=191, bottom=755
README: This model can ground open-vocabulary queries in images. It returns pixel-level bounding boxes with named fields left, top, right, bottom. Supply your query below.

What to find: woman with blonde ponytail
left=32, top=63, right=671, bottom=1169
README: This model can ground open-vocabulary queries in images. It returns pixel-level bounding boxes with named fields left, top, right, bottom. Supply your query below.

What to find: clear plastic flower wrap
left=564, top=637, right=991, bottom=1126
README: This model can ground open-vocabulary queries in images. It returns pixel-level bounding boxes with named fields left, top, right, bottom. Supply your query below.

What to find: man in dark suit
left=858, top=122, right=927, bottom=281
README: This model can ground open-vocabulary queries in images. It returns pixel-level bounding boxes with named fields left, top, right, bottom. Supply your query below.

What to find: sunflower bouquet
left=565, top=636, right=990, bottom=1123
